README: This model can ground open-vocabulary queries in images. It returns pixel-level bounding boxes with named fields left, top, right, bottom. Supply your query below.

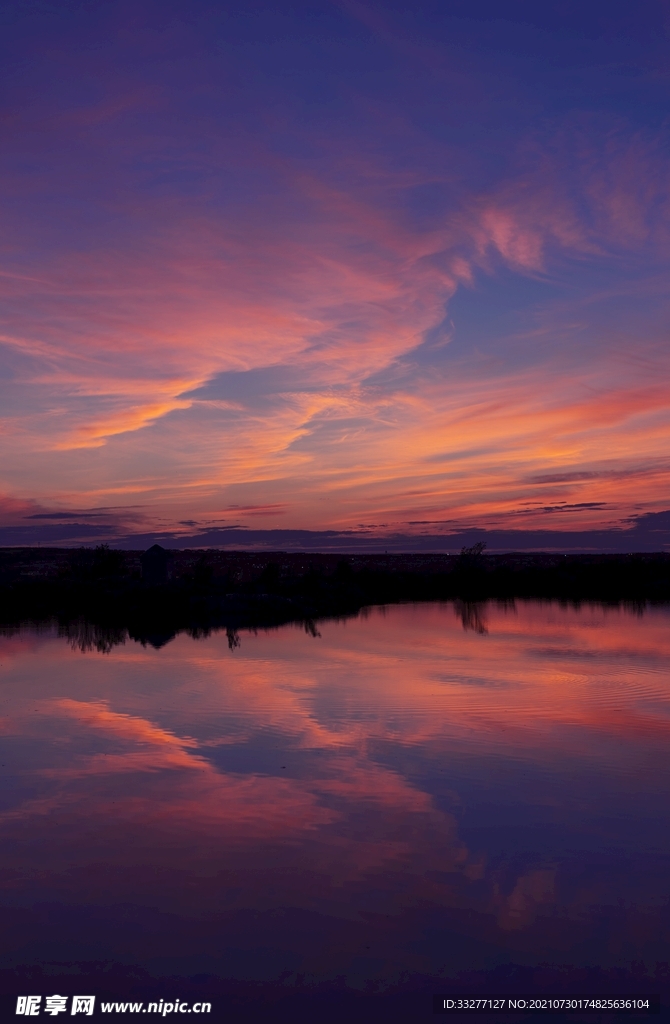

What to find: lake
left=1, top=601, right=669, bottom=1018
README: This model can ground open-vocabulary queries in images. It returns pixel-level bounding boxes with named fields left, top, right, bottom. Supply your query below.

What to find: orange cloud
left=2, top=62, right=670, bottom=531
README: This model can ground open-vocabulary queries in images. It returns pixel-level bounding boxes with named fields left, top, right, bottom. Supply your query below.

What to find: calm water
left=1, top=601, right=669, bottom=997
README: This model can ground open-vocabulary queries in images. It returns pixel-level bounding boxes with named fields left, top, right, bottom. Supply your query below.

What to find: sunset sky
left=2, top=1, right=670, bottom=549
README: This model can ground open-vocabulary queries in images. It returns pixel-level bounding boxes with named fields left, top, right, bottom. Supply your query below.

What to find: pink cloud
left=2, top=45, right=670, bottom=530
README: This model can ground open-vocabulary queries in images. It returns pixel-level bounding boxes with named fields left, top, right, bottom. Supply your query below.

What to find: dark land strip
left=0, top=545, right=669, bottom=651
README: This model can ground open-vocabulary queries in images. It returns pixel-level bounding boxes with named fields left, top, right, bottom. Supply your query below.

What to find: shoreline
left=0, top=547, right=668, bottom=649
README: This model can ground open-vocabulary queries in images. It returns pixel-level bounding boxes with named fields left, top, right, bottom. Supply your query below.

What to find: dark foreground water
left=1, top=601, right=669, bottom=1020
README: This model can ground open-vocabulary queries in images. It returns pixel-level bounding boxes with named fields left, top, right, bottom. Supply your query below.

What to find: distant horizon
left=2, top=505, right=669, bottom=553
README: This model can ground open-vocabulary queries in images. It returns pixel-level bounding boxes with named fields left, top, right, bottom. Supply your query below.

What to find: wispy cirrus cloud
left=0, top=2, right=669, bottom=536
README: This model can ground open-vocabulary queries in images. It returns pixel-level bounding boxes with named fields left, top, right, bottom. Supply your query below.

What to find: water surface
left=1, top=601, right=669, bottom=988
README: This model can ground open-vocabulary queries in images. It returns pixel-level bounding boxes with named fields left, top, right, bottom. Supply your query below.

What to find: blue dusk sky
left=1, top=0, right=670, bottom=549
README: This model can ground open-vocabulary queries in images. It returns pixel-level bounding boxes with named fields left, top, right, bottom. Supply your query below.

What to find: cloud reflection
left=0, top=602, right=669, bottom=978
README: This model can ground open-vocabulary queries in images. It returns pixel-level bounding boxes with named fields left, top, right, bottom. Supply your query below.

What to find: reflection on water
left=0, top=601, right=669, bottom=989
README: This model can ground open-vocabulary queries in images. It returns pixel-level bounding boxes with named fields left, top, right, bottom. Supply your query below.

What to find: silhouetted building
left=140, top=544, right=171, bottom=585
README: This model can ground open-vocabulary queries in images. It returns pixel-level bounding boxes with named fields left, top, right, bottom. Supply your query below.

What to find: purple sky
left=2, top=1, right=670, bottom=550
